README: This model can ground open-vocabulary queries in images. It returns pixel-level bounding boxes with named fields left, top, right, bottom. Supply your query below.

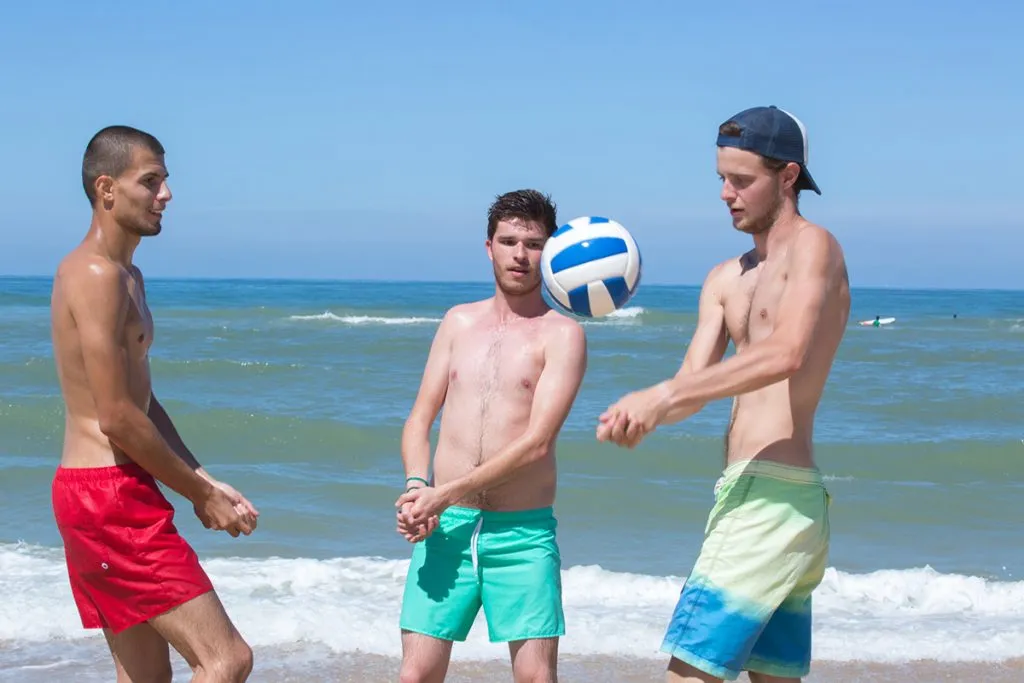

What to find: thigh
left=480, top=523, right=564, bottom=643
left=401, top=630, right=455, bottom=683
left=103, top=622, right=172, bottom=683
left=146, top=590, right=244, bottom=669
left=509, top=637, right=558, bottom=683
left=400, top=526, right=482, bottom=642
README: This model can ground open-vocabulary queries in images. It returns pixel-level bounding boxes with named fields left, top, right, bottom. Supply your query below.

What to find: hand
left=597, top=384, right=672, bottom=448
left=194, top=485, right=253, bottom=537
left=211, top=479, right=260, bottom=532
left=396, top=501, right=439, bottom=543
left=395, top=486, right=450, bottom=530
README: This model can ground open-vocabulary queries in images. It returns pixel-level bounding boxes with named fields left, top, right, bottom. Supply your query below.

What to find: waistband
left=442, top=505, right=555, bottom=524
left=721, top=459, right=823, bottom=487
left=54, top=462, right=152, bottom=482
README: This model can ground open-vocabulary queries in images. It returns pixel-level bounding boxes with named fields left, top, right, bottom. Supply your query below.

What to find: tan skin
left=393, top=218, right=587, bottom=683
left=598, top=147, right=850, bottom=683
left=51, top=145, right=258, bottom=682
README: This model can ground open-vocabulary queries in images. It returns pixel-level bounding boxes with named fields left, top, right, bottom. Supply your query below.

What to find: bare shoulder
left=55, top=250, right=129, bottom=305
left=441, top=299, right=488, bottom=330
left=707, top=256, right=739, bottom=290
left=541, top=309, right=586, bottom=350
left=792, top=222, right=848, bottom=278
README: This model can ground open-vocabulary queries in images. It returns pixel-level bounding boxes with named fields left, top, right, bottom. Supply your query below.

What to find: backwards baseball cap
left=716, top=105, right=821, bottom=195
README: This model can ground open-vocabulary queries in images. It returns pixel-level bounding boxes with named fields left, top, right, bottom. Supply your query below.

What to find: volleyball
left=541, top=216, right=642, bottom=318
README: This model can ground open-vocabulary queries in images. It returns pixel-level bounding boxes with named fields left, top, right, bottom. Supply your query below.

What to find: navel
left=759, top=309, right=768, bottom=320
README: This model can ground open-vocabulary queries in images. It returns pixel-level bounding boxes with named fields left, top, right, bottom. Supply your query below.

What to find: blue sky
left=1, top=1, right=1020, bottom=289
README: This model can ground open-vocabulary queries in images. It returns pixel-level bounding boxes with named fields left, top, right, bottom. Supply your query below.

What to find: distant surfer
left=597, top=106, right=849, bottom=682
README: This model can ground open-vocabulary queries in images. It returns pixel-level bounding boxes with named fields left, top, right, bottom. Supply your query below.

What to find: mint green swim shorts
left=399, top=505, right=564, bottom=643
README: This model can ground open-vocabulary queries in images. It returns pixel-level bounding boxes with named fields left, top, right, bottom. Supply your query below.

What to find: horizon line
left=1, top=274, right=1021, bottom=294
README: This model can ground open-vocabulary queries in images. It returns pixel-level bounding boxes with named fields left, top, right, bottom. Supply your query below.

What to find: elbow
left=525, top=434, right=555, bottom=464
left=97, top=402, right=135, bottom=441
left=773, top=345, right=806, bottom=379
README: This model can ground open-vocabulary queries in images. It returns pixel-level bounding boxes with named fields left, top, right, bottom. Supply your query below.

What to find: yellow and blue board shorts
left=400, top=505, right=564, bottom=643
left=661, top=460, right=831, bottom=681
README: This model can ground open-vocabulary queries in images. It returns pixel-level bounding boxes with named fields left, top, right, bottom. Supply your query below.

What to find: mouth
left=508, top=268, right=529, bottom=278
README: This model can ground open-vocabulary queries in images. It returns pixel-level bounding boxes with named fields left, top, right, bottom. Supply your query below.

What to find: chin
left=497, top=278, right=539, bottom=296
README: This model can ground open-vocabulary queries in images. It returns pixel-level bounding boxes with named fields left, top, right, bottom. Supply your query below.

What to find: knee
left=514, top=661, right=556, bottom=683
left=206, top=638, right=253, bottom=682
left=400, top=657, right=451, bottom=683
left=398, top=663, right=431, bottom=683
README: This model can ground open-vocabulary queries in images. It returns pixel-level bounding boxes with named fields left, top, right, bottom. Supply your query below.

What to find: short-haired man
left=50, top=125, right=259, bottom=682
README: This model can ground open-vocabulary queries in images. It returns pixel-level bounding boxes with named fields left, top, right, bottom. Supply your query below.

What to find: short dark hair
left=82, top=125, right=165, bottom=205
left=718, top=120, right=801, bottom=202
left=486, top=189, right=558, bottom=239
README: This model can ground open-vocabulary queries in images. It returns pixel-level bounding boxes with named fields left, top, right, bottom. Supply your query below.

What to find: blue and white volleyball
left=541, top=216, right=642, bottom=318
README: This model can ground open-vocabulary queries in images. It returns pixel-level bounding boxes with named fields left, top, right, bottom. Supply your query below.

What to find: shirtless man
left=50, top=125, right=259, bottom=683
left=393, top=189, right=588, bottom=683
left=597, top=106, right=850, bottom=683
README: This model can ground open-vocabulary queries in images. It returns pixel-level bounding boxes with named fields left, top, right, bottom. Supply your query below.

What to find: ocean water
left=1, top=276, right=1022, bottom=679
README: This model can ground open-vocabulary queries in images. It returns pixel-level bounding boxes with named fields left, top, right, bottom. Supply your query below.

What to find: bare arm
left=438, top=321, right=587, bottom=503
left=69, top=262, right=214, bottom=504
left=661, top=265, right=730, bottom=423
left=147, top=394, right=208, bottom=474
left=656, top=228, right=836, bottom=414
left=400, top=309, right=457, bottom=487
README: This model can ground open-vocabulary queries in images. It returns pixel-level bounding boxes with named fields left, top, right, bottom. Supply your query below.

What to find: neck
left=491, top=286, right=548, bottom=321
left=85, top=212, right=141, bottom=268
left=751, top=202, right=801, bottom=260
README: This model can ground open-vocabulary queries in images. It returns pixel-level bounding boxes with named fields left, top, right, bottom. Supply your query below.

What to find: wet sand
left=252, top=653, right=1023, bottom=682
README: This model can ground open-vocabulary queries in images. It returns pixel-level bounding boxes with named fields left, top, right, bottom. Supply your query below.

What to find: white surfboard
left=859, top=317, right=895, bottom=326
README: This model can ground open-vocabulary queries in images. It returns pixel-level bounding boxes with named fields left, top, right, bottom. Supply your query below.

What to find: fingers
left=240, top=496, right=259, bottom=518
left=395, top=488, right=423, bottom=508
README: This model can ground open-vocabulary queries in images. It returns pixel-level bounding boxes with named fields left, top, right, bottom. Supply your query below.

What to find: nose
left=513, top=243, right=528, bottom=260
left=720, top=179, right=737, bottom=203
left=159, top=180, right=172, bottom=203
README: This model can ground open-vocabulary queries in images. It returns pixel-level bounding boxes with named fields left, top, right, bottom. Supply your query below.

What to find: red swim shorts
left=51, top=462, right=214, bottom=634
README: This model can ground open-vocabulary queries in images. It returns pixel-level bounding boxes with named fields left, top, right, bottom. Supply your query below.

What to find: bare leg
left=145, top=590, right=253, bottom=682
left=103, top=623, right=173, bottom=683
left=748, top=673, right=800, bottom=683
left=666, top=656, right=722, bottom=683
left=399, top=630, right=454, bottom=683
left=509, top=637, right=558, bottom=683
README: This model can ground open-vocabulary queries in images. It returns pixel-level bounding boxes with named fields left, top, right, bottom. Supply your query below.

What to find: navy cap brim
left=797, top=166, right=821, bottom=195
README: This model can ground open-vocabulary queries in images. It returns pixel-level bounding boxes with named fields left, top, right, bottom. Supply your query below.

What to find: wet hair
left=719, top=120, right=801, bottom=204
left=486, top=189, right=558, bottom=239
left=82, top=125, right=165, bottom=205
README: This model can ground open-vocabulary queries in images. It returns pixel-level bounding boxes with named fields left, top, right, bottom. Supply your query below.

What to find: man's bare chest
left=449, top=330, right=544, bottom=396
left=723, top=262, right=788, bottom=345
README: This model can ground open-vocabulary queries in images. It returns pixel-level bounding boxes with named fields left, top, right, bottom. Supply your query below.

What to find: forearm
left=400, top=419, right=433, bottom=485
left=147, top=396, right=205, bottom=474
left=440, top=435, right=545, bottom=503
left=104, top=409, right=214, bottom=503
left=658, top=340, right=795, bottom=420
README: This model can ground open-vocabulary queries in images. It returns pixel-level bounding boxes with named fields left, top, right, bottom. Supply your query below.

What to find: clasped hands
left=194, top=477, right=260, bottom=538
left=395, top=485, right=443, bottom=543
left=596, top=382, right=674, bottom=449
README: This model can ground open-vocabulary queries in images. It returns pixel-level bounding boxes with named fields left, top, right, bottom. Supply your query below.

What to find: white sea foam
left=289, top=311, right=441, bottom=325
left=1, top=543, right=1021, bottom=664
left=579, top=306, right=646, bottom=325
